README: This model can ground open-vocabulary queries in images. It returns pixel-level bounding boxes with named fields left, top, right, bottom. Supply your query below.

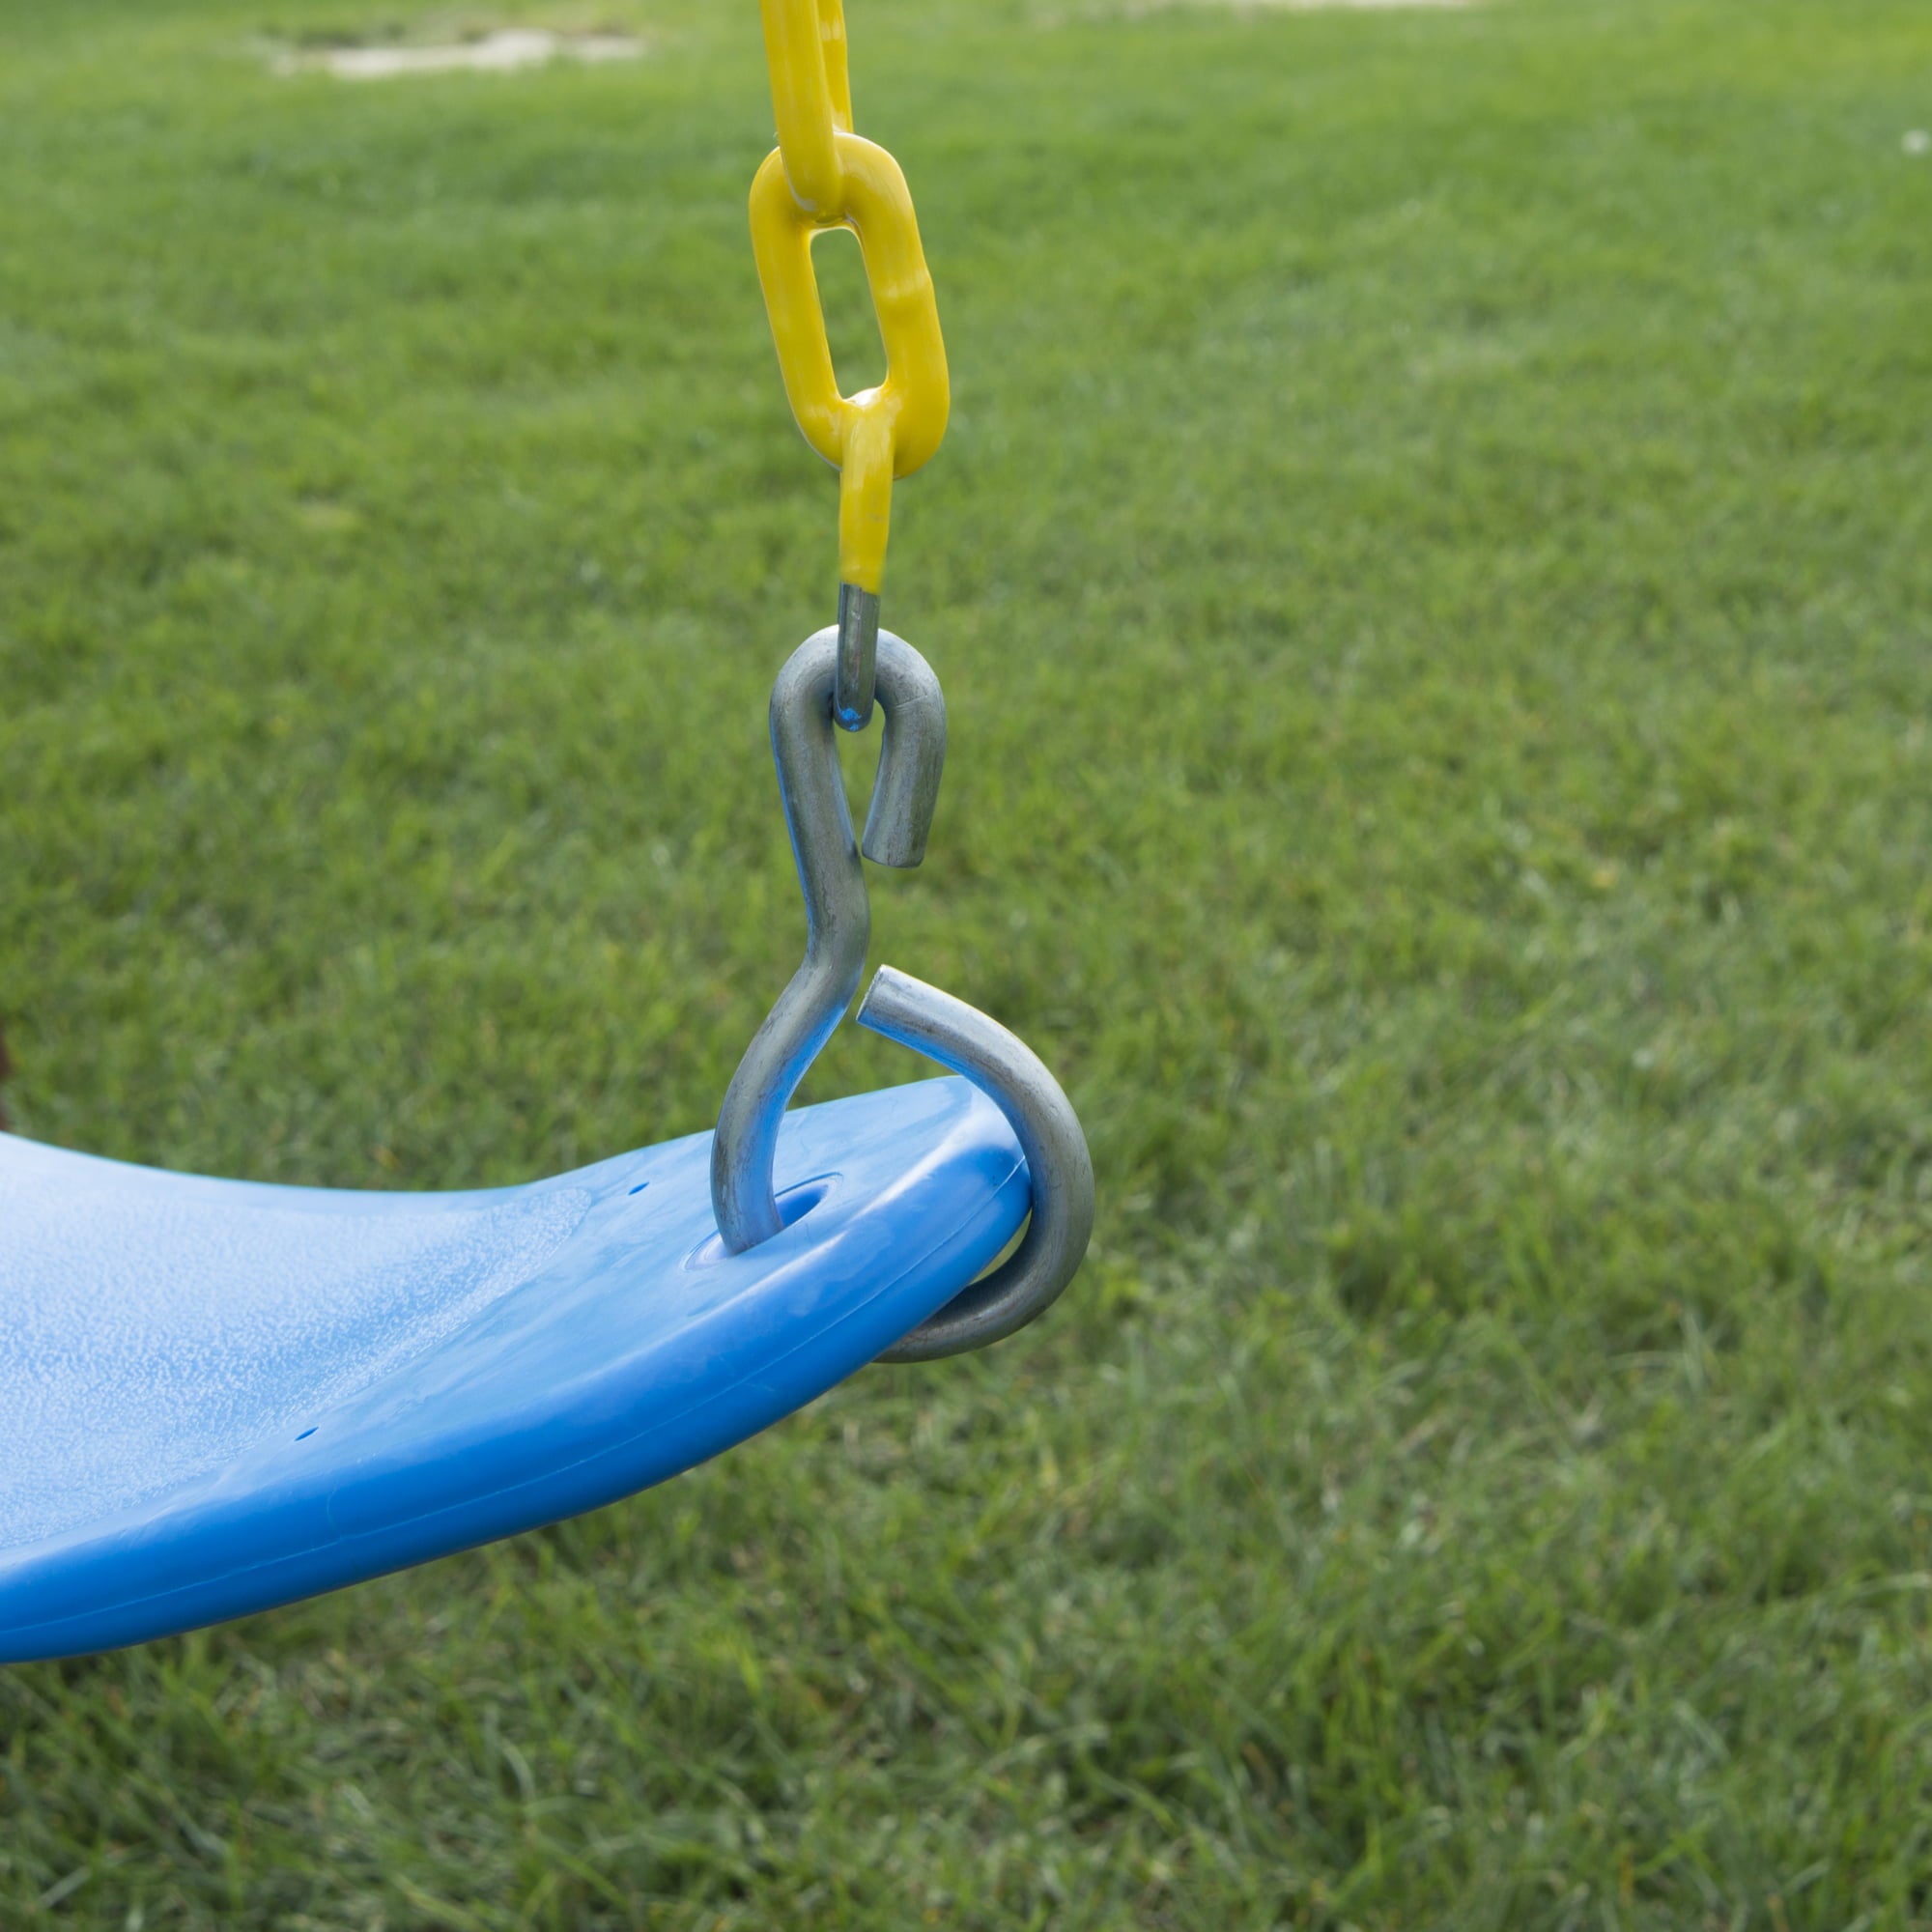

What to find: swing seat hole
left=687, top=1178, right=836, bottom=1268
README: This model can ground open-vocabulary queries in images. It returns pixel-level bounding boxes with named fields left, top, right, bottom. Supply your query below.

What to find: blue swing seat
left=0, top=1078, right=1028, bottom=1663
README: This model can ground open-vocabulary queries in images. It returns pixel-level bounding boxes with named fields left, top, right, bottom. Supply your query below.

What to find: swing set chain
left=717, top=10, right=1092, bottom=1358
left=752, top=0, right=949, bottom=733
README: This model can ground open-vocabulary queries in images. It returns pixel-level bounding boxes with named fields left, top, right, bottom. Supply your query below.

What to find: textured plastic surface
left=0, top=1078, right=1028, bottom=1662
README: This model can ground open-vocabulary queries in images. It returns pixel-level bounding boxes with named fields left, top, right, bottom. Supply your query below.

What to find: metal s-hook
left=711, top=623, right=1094, bottom=1363
left=710, top=625, right=946, bottom=1254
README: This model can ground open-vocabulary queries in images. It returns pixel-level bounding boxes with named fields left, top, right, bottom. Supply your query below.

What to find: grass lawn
left=3, top=0, right=1931, bottom=1923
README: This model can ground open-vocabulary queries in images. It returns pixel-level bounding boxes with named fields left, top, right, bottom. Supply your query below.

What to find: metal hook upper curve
left=710, top=625, right=947, bottom=1255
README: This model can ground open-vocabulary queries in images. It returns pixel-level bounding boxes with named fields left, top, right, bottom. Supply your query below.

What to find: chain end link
left=835, top=582, right=881, bottom=731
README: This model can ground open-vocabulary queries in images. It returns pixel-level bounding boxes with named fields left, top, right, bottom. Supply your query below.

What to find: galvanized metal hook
left=710, top=625, right=947, bottom=1254
left=711, top=624, right=1094, bottom=1361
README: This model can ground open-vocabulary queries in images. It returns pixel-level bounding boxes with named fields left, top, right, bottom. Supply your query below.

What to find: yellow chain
left=751, top=0, right=949, bottom=600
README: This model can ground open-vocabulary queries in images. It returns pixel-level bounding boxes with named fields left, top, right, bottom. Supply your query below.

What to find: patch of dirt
left=1096, top=0, right=1472, bottom=14
left=272, top=29, right=644, bottom=80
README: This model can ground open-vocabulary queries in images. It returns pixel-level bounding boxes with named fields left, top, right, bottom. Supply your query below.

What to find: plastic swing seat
left=0, top=630, right=1093, bottom=1664
left=0, top=1079, right=1031, bottom=1662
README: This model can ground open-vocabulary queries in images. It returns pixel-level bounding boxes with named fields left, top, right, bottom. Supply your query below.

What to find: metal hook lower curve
left=859, top=966, right=1095, bottom=1363
left=710, top=625, right=948, bottom=1255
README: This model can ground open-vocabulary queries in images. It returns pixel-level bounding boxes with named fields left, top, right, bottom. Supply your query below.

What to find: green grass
left=3, top=0, right=1931, bottom=1922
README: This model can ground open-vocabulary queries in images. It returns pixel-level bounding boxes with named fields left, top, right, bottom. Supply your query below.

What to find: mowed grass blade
left=2, top=0, right=1930, bottom=1924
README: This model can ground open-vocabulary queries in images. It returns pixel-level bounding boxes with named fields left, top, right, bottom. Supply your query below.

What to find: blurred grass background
left=2, top=0, right=1930, bottom=1923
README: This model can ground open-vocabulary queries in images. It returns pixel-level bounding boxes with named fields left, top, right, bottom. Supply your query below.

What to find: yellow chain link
left=751, top=0, right=949, bottom=598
